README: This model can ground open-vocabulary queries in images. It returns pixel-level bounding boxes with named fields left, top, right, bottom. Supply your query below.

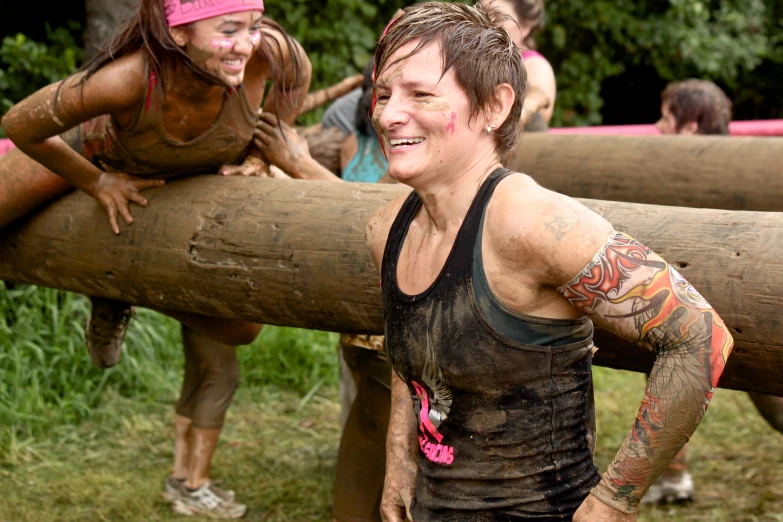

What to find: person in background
left=647, top=78, right=783, bottom=504
left=656, top=79, right=731, bottom=135
left=480, top=0, right=555, bottom=130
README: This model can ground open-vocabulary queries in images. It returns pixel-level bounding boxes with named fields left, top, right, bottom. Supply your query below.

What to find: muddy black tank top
left=381, top=169, right=601, bottom=521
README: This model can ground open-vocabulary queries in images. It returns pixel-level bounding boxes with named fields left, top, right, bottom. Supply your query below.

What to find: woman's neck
left=164, top=63, right=225, bottom=103
left=414, top=150, right=502, bottom=234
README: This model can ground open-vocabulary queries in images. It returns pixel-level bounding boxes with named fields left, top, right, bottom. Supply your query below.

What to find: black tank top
left=381, top=169, right=601, bottom=521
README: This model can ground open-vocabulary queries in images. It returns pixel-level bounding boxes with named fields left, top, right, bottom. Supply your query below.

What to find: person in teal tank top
left=340, top=61, right=389, bottom=184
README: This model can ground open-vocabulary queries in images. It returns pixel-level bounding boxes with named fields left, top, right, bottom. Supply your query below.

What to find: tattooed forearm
left=558, top=231, right=733, bottom=512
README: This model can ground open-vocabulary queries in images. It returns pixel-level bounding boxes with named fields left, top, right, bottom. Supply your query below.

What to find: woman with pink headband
left=0, top=0, right=323, bottom=517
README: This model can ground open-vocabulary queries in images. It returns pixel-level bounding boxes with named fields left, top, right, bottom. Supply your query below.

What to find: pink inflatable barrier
left=549, top=119, right=783, bottom=136
left=0, top=139, right=14, bottom=156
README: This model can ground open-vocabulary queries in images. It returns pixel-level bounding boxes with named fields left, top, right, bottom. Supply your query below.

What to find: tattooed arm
left=561, top=231, right=733, bottom=514
left=485, top=177, right=733, bottom=517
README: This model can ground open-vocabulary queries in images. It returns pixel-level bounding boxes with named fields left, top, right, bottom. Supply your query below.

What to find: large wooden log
left=516, top=134, right=783, bottom=211
left=0, top=178, right=781, bottom=395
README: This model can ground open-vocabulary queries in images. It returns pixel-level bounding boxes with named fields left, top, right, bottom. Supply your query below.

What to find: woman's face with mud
left=173, top=11, right=264, bottom=86
left=373, top=40, right=495, bottom=185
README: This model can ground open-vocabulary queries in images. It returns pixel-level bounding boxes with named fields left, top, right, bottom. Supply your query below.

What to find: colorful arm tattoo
left=558, top=231, right=733, bottom=513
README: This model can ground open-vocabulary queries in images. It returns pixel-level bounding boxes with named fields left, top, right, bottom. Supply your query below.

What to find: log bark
left=0, top=178, right=781, bottom=395
left=516, top=134, right=783, bottom=211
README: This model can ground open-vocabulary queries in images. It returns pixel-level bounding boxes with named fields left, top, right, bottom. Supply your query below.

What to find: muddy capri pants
left=175, top=324, right=240, bottom=430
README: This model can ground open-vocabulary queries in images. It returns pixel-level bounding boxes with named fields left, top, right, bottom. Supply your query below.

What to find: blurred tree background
left=1, top=0, right=781, bottom=130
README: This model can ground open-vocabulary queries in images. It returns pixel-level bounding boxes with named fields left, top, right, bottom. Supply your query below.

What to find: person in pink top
left=480, top=0, right=556, bottom=129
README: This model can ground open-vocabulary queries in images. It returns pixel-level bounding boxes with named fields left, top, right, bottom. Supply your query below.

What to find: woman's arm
left=0, top=52, right=164, bottom=233
left=253, top=113, right=341, bottom=181
left=1, top=53, right=145, bottom=191
left=380, top=367, right=417, bottom=522
left=489, top=180, right=732, bottom=519
left=560, top=231, right=733, bottom=514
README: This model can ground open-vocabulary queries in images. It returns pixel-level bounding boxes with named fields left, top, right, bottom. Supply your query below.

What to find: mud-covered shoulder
left=484, top=171, right=614, bottom=287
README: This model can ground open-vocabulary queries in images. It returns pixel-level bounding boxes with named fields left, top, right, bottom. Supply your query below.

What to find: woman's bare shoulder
left=366, top=190, right=411, bottom=270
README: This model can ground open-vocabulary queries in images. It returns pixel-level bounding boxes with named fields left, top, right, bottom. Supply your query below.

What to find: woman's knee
left=219, top=321, right=263, bottom=346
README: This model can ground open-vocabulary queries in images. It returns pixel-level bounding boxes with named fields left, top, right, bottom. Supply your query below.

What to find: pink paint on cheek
left=220, top=38, right=234, bottom=50
left=250, top=32, right=262, bottom=45
left=210, top=38, right=221, bottom=49
left=446, top=112, right=457, bottom=134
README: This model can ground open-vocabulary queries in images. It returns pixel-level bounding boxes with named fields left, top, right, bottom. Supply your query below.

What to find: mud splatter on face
left=446, top=112, right=457, bottom=134
left=376, top=65, right=404, bottom=88
left=185, top=43, right=219, bottom=75
left=415, top=100, right=449, bottom=112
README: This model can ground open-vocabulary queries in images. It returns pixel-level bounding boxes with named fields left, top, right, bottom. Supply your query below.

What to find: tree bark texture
left=516, top=134, right=783, bottom=211
left=84, top=0, right=139, bottom=60
left=0, top=177, right=780, bottom=395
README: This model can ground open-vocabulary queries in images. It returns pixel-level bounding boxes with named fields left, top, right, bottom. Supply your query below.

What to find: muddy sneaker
left=163, top=476, right=186, bottom=503
left=85, top=296, right=134, bottom=368
left=164, top=476, right=236, bottom=504
left=172, top=482, right=246, bottom=519
left=642, top=471, right=695, bottom=504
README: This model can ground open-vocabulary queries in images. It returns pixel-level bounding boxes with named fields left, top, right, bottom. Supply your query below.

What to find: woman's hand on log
left=219, top=155, right=271, bottom=177
left=573, top=493, right=637, bottom=522
left=380, top=456, right=416, bottom=522
left=253, top=112, right=311, bottom=177
left=89, top=172, right=165, bottom=235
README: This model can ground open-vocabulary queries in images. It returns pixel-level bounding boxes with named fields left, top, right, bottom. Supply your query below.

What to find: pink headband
left=165, top=0, right=265, bottom=27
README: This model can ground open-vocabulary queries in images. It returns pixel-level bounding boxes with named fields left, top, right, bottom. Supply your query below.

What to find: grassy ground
left=1, top=286, right=782, bottom=521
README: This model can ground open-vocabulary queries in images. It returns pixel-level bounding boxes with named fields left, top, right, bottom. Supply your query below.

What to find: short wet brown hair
left=374, top=2, right=527, bottom=156
left=662, top=79, right=733, bottom=135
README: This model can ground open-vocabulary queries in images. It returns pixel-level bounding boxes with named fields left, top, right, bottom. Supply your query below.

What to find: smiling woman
left=366, top=3, right=734, bottom=522
left=0, top=0, right=316, bottom=518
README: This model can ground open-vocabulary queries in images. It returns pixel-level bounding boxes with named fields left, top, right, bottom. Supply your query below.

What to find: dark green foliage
left=264, top=0, right=410, bottom=124
left=0, top=22, right=85, bottom=137
left=539, top=0, right=777, bottom=126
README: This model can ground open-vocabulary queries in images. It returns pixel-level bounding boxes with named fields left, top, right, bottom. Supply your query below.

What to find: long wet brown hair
left=63, top=0, right=304, bottom=106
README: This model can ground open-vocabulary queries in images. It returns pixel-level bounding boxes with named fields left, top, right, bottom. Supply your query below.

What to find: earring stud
left=487, top=125, right=494, bottom=134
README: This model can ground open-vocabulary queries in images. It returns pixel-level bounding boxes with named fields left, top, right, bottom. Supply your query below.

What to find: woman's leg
left=172, top=324, right=245, bottom=518
left=0, top=147, right=72, bottom=229
left=333, top=344, right=392, bottom=522
left=747, top=392, right=783, bottom=434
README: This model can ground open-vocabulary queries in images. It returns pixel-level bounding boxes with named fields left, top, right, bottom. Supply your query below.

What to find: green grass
left=1, top=284, right=782, bottom=521
left=0, top=283, right=338, bottom=442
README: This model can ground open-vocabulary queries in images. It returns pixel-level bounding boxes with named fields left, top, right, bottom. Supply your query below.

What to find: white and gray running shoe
left=172, top=481, right=246, bottom=519
left=642, top=471, right=695, bottom=504
left=164, top=476, right=235, bottom=504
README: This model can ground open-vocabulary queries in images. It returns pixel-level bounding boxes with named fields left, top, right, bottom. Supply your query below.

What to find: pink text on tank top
left=412, top=380, right=455, bottom=466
